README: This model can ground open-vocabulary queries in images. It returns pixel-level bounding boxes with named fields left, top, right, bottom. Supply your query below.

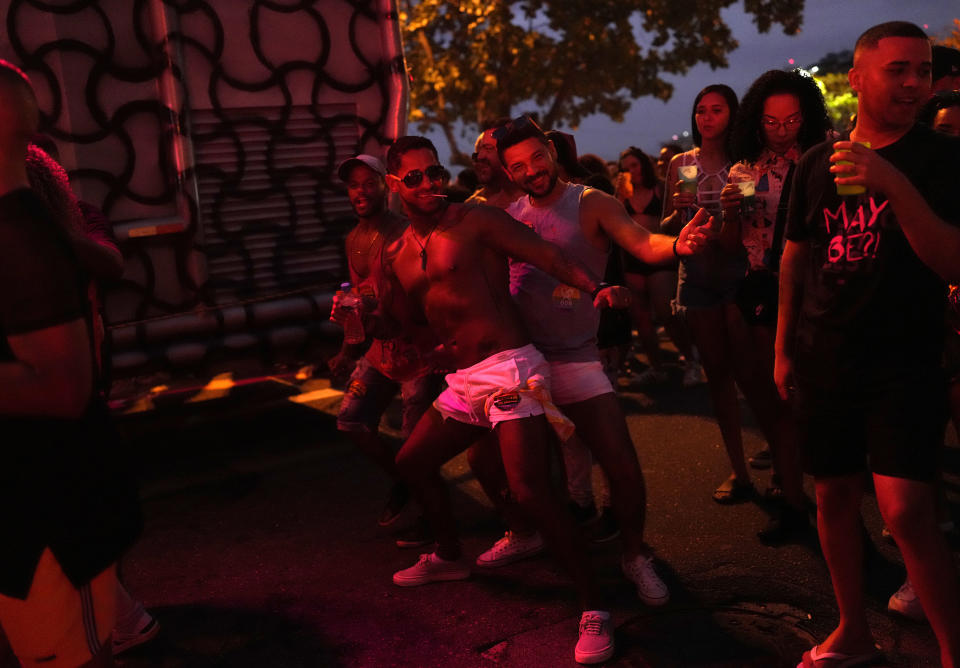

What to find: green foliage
left=399, top=0, right=804, bottom=162
left=937, top=18, right=960, bottom=49
left=813, top=72, right=856, bottom=131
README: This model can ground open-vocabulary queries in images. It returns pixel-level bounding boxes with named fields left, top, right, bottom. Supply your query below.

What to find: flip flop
left=711, top=475, right=755, bottom=504
left=798, top=644, right=884, bottom=668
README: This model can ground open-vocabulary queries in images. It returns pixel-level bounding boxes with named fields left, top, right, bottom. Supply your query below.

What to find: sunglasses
left=492, top=115, right=539, bottom=143
left=398, top=164, right=447, bottom=188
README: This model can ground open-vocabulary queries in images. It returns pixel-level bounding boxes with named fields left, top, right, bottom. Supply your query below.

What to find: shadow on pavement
left=117, top=604, right=342, bottom=668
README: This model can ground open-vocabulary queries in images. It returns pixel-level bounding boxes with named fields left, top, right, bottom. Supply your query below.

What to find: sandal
left=712, top=475, right=755, bottom=505
left=798, top=644, right=884, bottom=667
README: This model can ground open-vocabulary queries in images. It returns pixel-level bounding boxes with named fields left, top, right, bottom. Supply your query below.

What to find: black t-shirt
left=0, top=188, right=140, bottom=599
left=785, top=126, right=960, bottom=392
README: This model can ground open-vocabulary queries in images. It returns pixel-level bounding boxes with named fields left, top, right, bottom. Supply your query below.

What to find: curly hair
left=730, top=69, right=832, bottom=164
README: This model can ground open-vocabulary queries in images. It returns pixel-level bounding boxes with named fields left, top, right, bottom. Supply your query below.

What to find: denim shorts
left=337, top=357, right=443, bottom=438
left=674, top=246, right=748, bottom=313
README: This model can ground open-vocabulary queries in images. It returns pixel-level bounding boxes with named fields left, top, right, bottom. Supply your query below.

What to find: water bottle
left=339, top=282, right=365, bottom=344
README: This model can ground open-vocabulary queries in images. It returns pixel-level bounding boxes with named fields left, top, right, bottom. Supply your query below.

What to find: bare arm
left=660, top=154, right=697, bottom=235
left=661, top=156, right=680, bottom=221
left=773, top=240, right=808, bottom=399
left=717, top=183, right=745, bottom=253
left=476, top=207, right=601, bottom=296
left=0, top=319, right=93, bottom=418
left=585, top=190, right=709, bottom=264
left=832, top=141, right=960, bottom=282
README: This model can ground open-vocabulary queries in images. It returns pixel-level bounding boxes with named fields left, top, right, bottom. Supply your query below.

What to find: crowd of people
left=330, top=21, right=960, bottom=667
left=1, top=17, right=960, bottom=668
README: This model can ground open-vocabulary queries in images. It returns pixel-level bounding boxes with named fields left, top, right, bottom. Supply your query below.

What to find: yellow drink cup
left=836, top=141, right=871, bottom=196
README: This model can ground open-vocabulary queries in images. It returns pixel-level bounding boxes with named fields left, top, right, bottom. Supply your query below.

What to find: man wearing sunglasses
left=328, top=154, right=444, bottom=536
left=465, top=119, right=524, bottom=210
left=384, top=134, right=627, bottom=664
left=465, top=117, right=711, bottom=615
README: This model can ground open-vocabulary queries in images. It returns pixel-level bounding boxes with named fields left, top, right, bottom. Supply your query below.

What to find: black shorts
left=794, top=377, right=947, bottom=482
left=944, top=327, right=960, bottom=384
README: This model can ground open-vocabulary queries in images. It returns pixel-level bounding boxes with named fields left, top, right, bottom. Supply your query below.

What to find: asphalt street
left=2, top=354, right=956, bottom=667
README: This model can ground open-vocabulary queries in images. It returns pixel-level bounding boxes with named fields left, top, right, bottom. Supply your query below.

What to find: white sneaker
left=392, top=552, right=471, bottom=587
left=888, top=578, right=925, bottom=621
left=112, top=608, right=160, bottom=655
left=682, top=361, right=704, bottom=387
left=575, top=610, right=614, bottom=664
left=622, top=554, right=670, bottom=606
left=476, top=531, right=545, bottom=568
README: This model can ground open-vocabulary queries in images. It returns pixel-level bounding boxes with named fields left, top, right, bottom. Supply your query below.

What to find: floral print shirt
left=728, top=145, right=802, bottom=271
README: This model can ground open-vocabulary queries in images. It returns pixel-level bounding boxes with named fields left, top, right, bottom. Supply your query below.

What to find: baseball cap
left=337, top=154, right=386, bottom=182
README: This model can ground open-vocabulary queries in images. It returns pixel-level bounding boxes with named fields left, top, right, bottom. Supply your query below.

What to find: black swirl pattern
left=6, top=0, right=402, bottom=378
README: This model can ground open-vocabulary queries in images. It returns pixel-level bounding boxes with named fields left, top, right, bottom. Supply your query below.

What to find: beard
left=474, top=159, right=495, bottom=185
left=520, top=167, right=558, bottom=198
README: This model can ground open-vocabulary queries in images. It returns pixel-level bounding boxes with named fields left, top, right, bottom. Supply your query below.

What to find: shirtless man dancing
left=383, top=135, right=630, bottom=664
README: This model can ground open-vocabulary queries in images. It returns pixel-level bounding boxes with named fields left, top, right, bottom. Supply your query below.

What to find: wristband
left=590, top=282, right=611, bottom=300
left=672, top=237, right=681, bottom=257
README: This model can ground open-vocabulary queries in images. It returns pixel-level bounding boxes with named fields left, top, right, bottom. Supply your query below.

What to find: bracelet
left=590, top=282, right=611, bottom=300
left=672, top=237, right=681, bottom=257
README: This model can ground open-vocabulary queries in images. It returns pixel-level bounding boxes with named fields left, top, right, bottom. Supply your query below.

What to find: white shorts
left=434, top=344, right=550, bottom=428
left=549, top=360, right=614, bottom=405
left=0, top=549, right=117, bottom=668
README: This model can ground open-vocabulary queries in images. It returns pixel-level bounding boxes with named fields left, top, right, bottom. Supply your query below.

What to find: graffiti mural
left=2, top=0, right=407, bottom=378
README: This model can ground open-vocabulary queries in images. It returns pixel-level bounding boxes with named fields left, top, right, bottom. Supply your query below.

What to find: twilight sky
left=425, top=1, right=958, bottom=167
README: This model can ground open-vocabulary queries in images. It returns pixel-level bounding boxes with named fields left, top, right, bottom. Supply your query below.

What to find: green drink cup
left=678, top=165, right=698, bottom=194
left=836, top=141, right=871, bottom=196
left=735, top=177, right=756, bottom=215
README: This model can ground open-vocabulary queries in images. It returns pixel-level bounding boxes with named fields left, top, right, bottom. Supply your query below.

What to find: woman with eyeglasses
left=616, top=147, right=702, bottom=386
left=716, top=69, right=832, bottom=540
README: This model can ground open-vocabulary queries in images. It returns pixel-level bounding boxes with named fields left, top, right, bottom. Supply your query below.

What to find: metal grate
left=191, top=103, right=357, bottom=300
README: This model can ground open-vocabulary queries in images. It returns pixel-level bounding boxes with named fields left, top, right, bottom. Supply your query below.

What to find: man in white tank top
left=469, top=116, right=714, bottom=612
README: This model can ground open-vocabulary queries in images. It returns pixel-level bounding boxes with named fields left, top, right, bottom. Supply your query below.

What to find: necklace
left=410, top=227, right=435, bottom=271
left=351, top=229, right=380, bottom=255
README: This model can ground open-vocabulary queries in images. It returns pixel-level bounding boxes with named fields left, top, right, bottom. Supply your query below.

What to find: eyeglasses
left=398, top=164, right=447, bottom=188
left=761, top=115, right=802, bottom=131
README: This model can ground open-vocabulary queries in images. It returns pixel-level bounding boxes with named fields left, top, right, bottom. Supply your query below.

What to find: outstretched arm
left=584, top=190, right=711, bottom=264
left=475, top=207, right=601, bottom=297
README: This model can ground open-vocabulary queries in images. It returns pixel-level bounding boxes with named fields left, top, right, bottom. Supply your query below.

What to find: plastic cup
left=678, top=165, right=698, bottom=194
left=836, top=141, right=871, bottom=196
left=735, top=178, right=756, bottom=215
